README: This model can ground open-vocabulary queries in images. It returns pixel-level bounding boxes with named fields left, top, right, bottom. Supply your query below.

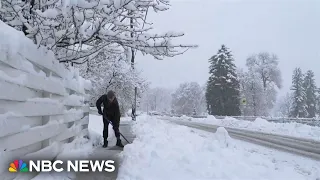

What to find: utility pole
left=130, top=15, right=137, bottom=121
left=130, top=8, right=148, bottom=121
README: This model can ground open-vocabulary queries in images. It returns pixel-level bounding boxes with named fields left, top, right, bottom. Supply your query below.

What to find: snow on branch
left=75, top=51, right=148, bottom=112
left=0, top=0, right=197, bottom=63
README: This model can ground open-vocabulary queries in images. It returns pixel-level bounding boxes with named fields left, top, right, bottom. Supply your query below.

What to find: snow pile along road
left=181, top=115, right=320, bottom=141
left=117, top=115, right=320, bottom=180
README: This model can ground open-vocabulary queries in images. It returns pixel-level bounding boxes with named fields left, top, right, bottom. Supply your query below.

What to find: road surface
left=163, top=118, right=320, bottom=161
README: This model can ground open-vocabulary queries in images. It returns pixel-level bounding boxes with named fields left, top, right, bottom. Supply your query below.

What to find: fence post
left=83, top=89, right=90, bottom=139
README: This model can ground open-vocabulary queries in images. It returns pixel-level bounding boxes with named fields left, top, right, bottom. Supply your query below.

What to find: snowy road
left=118, top=115, right=320, bottom=180
left=165, top=119, right=320, bottom=160
left=172, top=115, right=320, bottom=141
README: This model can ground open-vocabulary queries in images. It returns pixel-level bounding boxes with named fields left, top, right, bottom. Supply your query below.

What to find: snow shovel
left=102, top=115, right=131, bottom=144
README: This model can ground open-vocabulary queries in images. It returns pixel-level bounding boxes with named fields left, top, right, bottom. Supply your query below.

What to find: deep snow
left=117, top=115, right=320, bottom=180
left=88, top=114, right=132, bottom=146
left=175, top=115, right=320, bottom=141
left=2, top=113, right=319, bottom=180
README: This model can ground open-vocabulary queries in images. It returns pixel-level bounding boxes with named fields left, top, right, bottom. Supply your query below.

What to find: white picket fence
left=0, top=21, right=91, bottom=177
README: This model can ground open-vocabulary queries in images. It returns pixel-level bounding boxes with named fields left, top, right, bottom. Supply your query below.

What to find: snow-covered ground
left=118, top=115, right=320, bottom=180
left=88, top=114, right=132, bottom=146
left=172, top=115, right=320, bottom=141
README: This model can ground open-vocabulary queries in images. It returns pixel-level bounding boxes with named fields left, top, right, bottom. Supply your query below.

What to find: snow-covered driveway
left=117, top=115, right=320, bottom=180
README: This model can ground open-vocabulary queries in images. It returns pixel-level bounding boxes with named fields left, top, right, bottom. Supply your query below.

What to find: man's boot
left=102, top=139, right=108, bottom=148
left=116, top=139, right=124, bottom=148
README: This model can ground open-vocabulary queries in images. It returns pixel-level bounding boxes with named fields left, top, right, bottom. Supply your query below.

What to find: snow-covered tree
left=108, top=68, right=148, bottom=116
left=139, top=87, right=173, bottom=113
left=0, top=0, right=198, bottom=119
left=245, top=52, right=282, bottom=115
left=246, top=52, right=282, bottom=90
left=199, top=84, right=207, bottom=115
left=238, top=69, right=265, bottom=116
left=238, top=69, right=248, bottom=115
left=0, top=0, right=196, bottom=63
left=76, top=51, right=148, bottom=115
left=303, top=70, right=317, bottom=118
left=172, top=82, right=204, bottom=116
left=274, top=92, right=293, bottom=117
left=206, top=45, right=241, bottom=116
left=290, top=68, right=307, bottom=118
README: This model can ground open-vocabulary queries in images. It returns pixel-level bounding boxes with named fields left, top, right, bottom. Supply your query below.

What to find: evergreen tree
left=303, top=70, right=317, bottom=118
left=290, top=68, right=307, bottom=118
left=206, top=45, right=241, bottom=116
left=316, top=88, right=320, bottom=117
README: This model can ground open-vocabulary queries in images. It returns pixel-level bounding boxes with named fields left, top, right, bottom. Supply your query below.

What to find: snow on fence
left=0, top=21, right=91, bottom=176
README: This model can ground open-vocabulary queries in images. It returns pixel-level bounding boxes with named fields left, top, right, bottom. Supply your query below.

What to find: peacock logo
left=9, top=160, right=29, bottom=172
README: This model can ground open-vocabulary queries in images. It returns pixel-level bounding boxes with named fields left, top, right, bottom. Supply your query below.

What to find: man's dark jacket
left=96, top=95, right=121, bottom=122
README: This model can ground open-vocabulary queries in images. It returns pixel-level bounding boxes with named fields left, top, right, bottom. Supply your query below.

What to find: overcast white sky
left=136, top=0, right=320, bottom=97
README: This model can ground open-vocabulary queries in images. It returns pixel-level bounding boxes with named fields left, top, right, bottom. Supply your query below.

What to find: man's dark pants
left=103, top=116, right=120, bottom=140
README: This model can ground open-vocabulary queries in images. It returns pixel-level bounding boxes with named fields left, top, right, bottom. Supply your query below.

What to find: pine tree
left=205, top=45, right=241, bottom=116
left=303, top=70, right=317, bottom=118
left=316, top=88, right=320, bottom=117
left=290, top=68, right=307, bottom=118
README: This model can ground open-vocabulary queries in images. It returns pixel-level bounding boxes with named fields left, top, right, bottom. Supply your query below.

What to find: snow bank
left=215, top=127, right=233, bottom=148
left=118, top=115, right=320, bottom=180
left=88, top=114, right=122, bottom=145
left=88, top=130, right=104, bottom=146
left=56, top=137, right=94, bottom=160
left=189, top=116, right=320, bottom=141
left=251, top=117, right=272, bottom=128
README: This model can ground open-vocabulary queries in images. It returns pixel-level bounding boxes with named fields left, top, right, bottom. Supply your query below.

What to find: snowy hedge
left=0, top=21, right=92, bottom=178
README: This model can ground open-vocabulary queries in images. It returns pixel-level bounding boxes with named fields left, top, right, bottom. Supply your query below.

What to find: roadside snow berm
left=215, top=127, right=233, bottom=148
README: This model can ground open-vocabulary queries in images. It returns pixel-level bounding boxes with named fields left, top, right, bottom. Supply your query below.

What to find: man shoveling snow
left=96, top=90, right=124, bottom=148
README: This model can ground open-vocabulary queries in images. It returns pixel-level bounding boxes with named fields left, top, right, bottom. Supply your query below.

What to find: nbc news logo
left=9, top=159, right=115, bottom=172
